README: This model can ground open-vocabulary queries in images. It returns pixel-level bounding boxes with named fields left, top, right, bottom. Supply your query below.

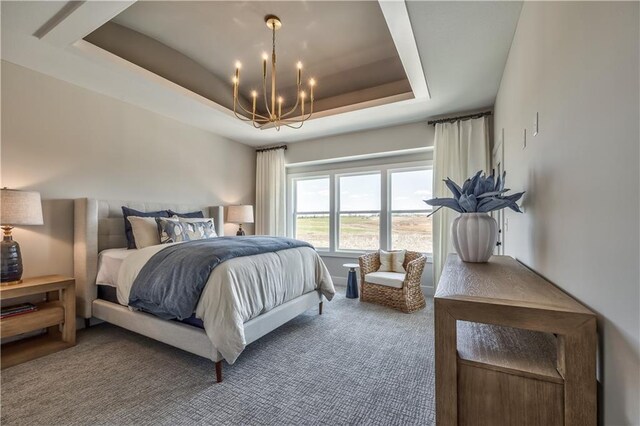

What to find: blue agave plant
left=425, top=170, right=524, bottom=215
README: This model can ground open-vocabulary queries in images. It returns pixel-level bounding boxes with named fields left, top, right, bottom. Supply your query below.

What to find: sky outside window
left=391, top=170, right=432, bottom=210
left=296, top=178, right=329, bottom=212
left=339, top=174, right=381, bottom=211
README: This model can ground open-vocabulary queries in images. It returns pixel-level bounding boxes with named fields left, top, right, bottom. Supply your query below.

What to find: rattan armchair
left=358, top=251, right=427, bottom=313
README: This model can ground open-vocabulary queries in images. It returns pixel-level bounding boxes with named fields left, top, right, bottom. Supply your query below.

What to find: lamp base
left=0, top=279, right=23, bottom=286
left=1, top=230, right=23, bottom=283
left=236, top=224, right=246, bottom=236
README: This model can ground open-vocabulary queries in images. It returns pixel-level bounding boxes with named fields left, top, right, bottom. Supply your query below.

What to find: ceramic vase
left=451, top=213, right=498, bottom=263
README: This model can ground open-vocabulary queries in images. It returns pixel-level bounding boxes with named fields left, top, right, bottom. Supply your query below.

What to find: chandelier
left=232, top=15, right=316, bottom=131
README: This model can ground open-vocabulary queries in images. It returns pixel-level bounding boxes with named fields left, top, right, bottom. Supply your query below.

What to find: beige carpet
left=1, top=293, right=435, bottom=425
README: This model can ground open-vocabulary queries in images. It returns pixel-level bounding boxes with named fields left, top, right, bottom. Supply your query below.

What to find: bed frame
left=73, top=198, right=323, bottom=382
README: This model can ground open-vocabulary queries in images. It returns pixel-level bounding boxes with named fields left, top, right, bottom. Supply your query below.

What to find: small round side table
left=343, top=263, right=359, bottom=299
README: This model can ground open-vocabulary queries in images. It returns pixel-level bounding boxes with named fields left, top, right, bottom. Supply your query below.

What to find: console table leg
left=435, top=299, right=457, bottom=426
left=560, top=318, right=597, bottom=426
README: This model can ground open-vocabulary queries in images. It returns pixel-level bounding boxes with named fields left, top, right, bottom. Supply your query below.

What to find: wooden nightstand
left=1, top=275, right=76, bottom=369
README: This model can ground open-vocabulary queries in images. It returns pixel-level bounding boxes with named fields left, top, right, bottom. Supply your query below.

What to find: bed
left=73, top=198, right=334, bottom=382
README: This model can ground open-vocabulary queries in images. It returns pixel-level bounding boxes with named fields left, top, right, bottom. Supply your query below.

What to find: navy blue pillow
left=168, top=210, right=205, bottom=219
left=122, top=207, right=170, bottom=249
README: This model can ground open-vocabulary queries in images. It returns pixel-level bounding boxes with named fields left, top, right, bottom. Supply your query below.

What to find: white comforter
left=116, top=243, right=335, bottom=363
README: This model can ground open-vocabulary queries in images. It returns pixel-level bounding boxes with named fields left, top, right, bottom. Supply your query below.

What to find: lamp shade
left=227, top=205, right=254, bottom=224
left=1, top=189, right=44, bottom=226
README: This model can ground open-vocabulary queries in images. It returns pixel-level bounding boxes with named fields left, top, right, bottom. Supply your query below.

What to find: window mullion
left=330, top=174, right=337, bottom=253
left=380, top=169, right=389, bottom=251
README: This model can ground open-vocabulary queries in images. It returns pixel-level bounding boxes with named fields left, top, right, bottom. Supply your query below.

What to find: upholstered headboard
left=73, top=198, right=224, bottom=318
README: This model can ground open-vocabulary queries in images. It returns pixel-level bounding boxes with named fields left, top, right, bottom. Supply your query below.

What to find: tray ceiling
left=85, top=1, right=412, bottom=116
left=1, top=1, right=522, bottom=145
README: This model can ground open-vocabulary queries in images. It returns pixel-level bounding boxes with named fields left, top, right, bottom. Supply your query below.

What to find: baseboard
left=332, top=276, right=348, bottom=287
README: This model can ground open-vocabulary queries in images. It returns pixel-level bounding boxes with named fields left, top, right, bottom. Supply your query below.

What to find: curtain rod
left=427, top=111, right=492, bottom=126
left=256, top=145, right=287, bottom=153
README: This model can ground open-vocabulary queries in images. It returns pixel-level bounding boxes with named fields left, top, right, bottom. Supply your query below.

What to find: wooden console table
left=435, top=255, right=596, bottom=426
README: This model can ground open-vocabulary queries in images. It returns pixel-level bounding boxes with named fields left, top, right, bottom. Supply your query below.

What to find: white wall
left=286, top=121, right=434, bottom=165
left=493, top=2, right=639, bottom=424
left=286, top=121, right=435, bottom=293
left=1, top=61, right=256, bottom=279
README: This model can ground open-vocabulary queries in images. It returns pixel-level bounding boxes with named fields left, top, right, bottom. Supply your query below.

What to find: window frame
left=287, top=160, right=433, bottom=257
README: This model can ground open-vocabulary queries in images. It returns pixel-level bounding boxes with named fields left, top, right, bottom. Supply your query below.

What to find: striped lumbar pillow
left=378, top=249, right=407, bottom=273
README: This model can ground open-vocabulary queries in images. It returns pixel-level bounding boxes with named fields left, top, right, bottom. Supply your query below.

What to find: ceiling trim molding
left=72, top=39, right=233, bottom=116
left=37, top=1, right=137, bottom=47
left=285, top=146, right=433, bottom=168
left=378, top=0, right=430, bottom=99
left=259, top=91, right=413, bottom=130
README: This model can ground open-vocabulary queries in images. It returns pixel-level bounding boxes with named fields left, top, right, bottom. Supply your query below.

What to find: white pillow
left=378, top=249, right=406, bottom=273
left=127, top=216, right=167, bottom=249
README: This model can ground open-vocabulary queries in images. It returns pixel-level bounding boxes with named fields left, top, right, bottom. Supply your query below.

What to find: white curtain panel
left=432, top=116, right=490, bottom=287
left=255, top=148, right=286, bottom=236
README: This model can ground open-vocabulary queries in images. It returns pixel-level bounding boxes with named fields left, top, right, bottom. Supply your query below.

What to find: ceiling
left=85, top=1, right=411, bottom=116
left=0, top=1, right=522, bottom=146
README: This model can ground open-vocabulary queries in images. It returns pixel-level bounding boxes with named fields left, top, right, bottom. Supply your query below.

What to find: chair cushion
left=365, top=271, right=406, bottom=289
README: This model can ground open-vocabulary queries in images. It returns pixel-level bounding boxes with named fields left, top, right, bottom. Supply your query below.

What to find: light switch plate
left=533, top=112, right=539, bottom=136
left=523, top=128, right=527, bottom=149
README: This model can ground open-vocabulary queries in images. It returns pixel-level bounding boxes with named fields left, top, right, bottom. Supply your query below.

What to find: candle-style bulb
left=300, top=91, right=306, bottom=99
left=251, top=90, right=257, bottom=116
left=309, top=79, right=315, bottom=102
left=232, top=76, right=238, bottom=84
left=262, top=53, right=269, bottom=61
left=235, top=61, right=242, bottom=69
left=297, top=61, right=303, bottom=69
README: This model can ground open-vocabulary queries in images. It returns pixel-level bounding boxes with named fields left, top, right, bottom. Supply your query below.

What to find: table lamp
left=1, top=188, right=43, bottom=284
left=227, top=205, right=254, bottom=236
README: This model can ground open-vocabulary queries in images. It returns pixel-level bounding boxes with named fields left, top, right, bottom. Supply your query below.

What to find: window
left=293, top=177, right=330, bottom=249
left=289, top=161, right=433, bottom=255
left=390, top=169, right=433, bottom=253
left=338, top=173, right=381, bottom=251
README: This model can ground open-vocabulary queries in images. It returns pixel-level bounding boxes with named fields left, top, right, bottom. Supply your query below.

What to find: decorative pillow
left=122, top=207, right=170, bottom=249
left=156, top=218, right=185, bottom=244
left=156, top=217, right=217, bottom=244
left=168, top=210, right=205, bottom=219
left=378, top=249, right=407, bottom=273
left=127, top=216, right=162, bottom=249
left=176, top=216, right=218, bottom=237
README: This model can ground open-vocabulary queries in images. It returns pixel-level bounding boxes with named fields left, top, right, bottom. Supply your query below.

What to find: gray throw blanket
left=128, top=236, right=313, bottom=320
